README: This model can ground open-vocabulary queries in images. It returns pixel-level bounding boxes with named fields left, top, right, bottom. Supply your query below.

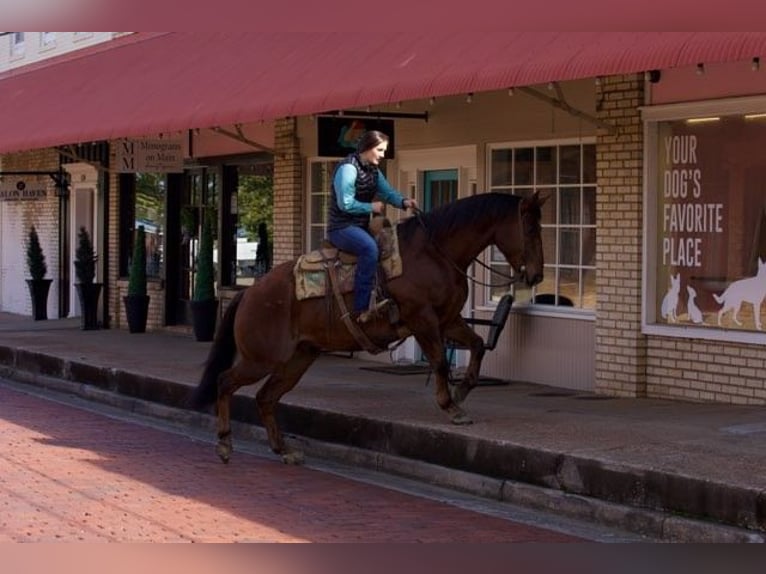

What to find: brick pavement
left=0, top=384, right=581, bottom=543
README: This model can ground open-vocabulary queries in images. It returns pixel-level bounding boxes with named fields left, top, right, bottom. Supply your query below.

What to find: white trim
left=640, top=94, right=766, bottom=122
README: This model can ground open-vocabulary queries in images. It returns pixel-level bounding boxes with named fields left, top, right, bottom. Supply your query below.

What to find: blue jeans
left=328, top=225, right=379, bottom=313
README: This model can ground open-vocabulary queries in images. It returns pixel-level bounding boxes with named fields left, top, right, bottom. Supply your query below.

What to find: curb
left=1, top=346, right=764, bottom=543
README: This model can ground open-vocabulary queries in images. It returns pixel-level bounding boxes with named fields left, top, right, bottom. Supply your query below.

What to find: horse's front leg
left=416, top=333, right=473, bottom=426
left=441, top=320, right=486, bottom=405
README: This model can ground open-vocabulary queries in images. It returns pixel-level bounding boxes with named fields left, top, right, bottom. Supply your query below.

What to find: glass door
left=174, top=168, right=218, bottom=324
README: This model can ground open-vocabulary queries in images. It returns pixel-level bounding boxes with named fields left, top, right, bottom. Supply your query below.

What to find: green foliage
left=193, top=211, right=216, bottom=302
left=238, top=174, right=273, bottom=242
left=135, top=173, right=165, bottom=224
left=74, top=226, right=97, bottom=284
left=127, top=226, right=147, bottom=297
left=26, top=226, right=47, bottom=281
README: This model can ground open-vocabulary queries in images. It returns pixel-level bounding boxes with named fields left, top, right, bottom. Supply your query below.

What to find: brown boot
left=356, top=299, right=393, bottom=324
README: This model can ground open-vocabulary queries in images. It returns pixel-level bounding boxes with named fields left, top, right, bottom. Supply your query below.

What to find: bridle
left=411, top=199, right=530, bottom=289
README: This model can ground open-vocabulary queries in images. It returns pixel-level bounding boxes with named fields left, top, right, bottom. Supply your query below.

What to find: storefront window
left=488, top=140, right=596, bottom=309
left=651, top=113, right=766, bottom=333
left=135, top=172, right=165, bottom=278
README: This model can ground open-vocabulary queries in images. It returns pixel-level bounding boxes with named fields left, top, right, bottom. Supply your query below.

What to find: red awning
left=1, top=32, right=766, bottom=154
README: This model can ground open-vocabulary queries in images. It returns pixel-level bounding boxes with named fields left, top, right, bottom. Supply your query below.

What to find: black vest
left=327, top=153, right=378, bottom=232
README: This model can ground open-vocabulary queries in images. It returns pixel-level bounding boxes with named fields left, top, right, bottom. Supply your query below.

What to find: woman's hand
left=403, top=198, right=419, bottom=210
left=371, top=201, right=385, bottom=214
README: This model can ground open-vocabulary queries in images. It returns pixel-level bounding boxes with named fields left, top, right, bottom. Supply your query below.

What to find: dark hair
left=356, top=130, right=389, bottom=154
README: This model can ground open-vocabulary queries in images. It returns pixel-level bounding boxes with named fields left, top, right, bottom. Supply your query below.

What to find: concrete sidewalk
left=1, top=312, right=765, bottom=542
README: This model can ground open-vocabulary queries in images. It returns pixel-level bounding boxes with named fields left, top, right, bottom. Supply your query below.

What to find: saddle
left=293, top=216, right=402, bottom=301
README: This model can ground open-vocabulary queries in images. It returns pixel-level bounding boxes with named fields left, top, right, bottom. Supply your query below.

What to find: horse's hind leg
left=257, top=345, right=320, bottom=465
left=216, top=360, right=271, bottom=463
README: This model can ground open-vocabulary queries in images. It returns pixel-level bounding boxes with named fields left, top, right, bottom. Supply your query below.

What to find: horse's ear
left=534, top=189, right=550, bottom=206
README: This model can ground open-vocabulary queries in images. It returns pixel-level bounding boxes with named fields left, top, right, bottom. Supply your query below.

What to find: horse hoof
left=281, top=450, right=305, bottom=465
left=446, top=404, right=473, bottom=425
left=452, top=412, right=474, bottom=425
left=216, top=442, right=231, bottom=464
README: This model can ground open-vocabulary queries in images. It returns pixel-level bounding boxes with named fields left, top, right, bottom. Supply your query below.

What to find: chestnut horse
left=189, top=191, right=546, bottom=464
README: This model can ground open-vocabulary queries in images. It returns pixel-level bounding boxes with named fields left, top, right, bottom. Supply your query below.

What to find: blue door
left=420, top=169, right=459, bottom=364
left=423, top=169, right=458, bottom=211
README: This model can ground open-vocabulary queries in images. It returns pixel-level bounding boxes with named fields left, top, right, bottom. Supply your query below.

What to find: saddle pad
left=294, top=225, right=403, bottom=301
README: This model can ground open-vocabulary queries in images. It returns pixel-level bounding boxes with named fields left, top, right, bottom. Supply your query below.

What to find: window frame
left=486, top=138, right=596, bottom=319
left=642, top=94, right=766, bottom=345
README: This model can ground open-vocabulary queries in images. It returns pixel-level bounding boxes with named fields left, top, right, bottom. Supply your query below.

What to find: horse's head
left=498, top=191, right=547, bottom=287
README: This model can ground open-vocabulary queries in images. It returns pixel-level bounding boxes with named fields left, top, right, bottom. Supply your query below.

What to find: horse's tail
left=187, top=289, right=244, bottom=410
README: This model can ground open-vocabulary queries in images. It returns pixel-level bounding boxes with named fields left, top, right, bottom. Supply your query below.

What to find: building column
left=594, top=74, right=647, bottom=397
left=272, top=118, right=303, bottom=264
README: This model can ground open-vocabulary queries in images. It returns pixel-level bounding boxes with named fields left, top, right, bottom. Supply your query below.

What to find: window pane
left=559, top=267, right=580, bottom=307
left=489, top=265, right=513, bottom=301
left=487, top=141, right=596, bottom=310
left=535, top=146, right=557, bottom=185
left=514, top=148, right=533, bottom=185
left=491, top=149, right=513, bottom=186
left=560, top=187, right=581, bottom=224
left=540, top=188, right=557, bottom=226
left=135, top=172, right=165, bottom=279
left=542, top=227, right=557, bottom=264
left=560, top=228, right=580, bottom=265
left=559, top=145, right=581, bottom=184
left=534, top=273, right=557, bottom=303
left=652, top=116, right=766, bottom=331
left=311, top=194, right=328, bottom=226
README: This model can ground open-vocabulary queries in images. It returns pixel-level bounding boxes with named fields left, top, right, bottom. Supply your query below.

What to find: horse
left=189, top=191, right=546, bottom=464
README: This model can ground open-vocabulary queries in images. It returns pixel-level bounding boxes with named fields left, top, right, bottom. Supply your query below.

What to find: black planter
left=190, top=299, right=219, bottom=342
left=123, top=294, right=150, bottom=334
left=26, top=279, right=52, bottom=321
left=75, top=283, right=102, bottom=330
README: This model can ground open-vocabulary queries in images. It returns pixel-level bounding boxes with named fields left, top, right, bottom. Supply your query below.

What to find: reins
left=411, top=205, right=526, bottom=289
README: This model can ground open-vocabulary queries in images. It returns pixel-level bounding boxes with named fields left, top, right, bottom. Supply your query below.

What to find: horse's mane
left=398, top=192, right=521, bottom=243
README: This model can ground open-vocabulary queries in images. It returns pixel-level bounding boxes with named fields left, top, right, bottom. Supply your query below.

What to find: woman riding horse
left=190, top=191, right=546, bottom=464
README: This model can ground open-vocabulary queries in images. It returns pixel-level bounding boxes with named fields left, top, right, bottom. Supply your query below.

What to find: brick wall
left=272, top=118, right=303, bottom=263
left=594, top=74, right=647, bottom=397
left=106, top=153, right=122, bottom=328
left=647, top=338, right=766, bottom=404
left=0, top=150, right=61, bottom=317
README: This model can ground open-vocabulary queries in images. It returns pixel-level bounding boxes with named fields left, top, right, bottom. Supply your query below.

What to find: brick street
left=0, top=384, right=582, bottom=543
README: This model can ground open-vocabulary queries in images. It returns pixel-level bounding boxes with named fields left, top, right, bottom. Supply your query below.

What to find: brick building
left=2, top=32, right=766, bottom=404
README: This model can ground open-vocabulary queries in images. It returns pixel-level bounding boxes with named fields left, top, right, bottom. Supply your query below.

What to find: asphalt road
left=0, top=377, right=650, bottom=543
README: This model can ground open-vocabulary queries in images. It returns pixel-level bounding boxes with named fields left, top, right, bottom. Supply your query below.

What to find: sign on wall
left=115, top=138, right=184, bottom=173
left=0, top=178, right=48, bottom=201
left=317, top=117, right=395, bottom=158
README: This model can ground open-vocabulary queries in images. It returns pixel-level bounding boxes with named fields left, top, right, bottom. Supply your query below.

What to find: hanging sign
left=115, top=138, right=184, bottom=173
left=317, top=117, right=395, bottom=158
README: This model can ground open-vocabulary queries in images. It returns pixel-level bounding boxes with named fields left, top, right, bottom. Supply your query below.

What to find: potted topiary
left=123, top=225, right=150, bottom=333
left=26, top=225, right=53, bottom=321
left=73, top=226, right=102, bottom=330
left=190, top=211, right=218, bottom=341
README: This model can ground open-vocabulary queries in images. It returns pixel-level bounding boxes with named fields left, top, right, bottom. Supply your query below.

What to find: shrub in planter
left=190, top=211, right=218, bottom=342
left=123, top=225, right=150, bottom=333
left=26, top=226, right=52, bottom=321
left=74, top=226, right=102, bottom=330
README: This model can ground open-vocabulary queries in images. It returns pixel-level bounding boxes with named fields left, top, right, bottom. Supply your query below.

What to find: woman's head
left=356, top=130, right=390, bottom=166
